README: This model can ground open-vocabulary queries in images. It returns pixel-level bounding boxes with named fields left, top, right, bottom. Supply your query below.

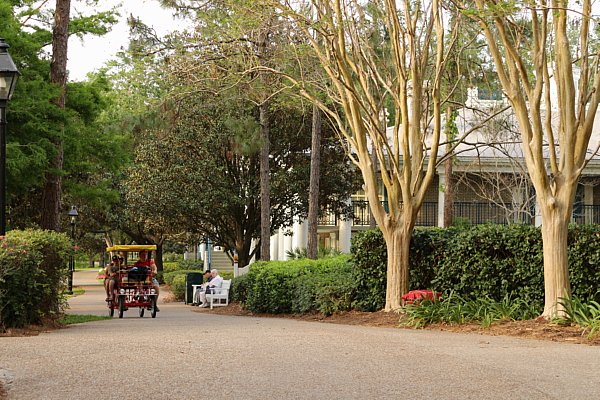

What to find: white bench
left=205, top=279, right=232, bottom=309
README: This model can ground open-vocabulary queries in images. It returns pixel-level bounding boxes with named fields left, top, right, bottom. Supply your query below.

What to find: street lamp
left=0, top=39, right=20, bottom=235
left=67, top=205, right=78, bottom=294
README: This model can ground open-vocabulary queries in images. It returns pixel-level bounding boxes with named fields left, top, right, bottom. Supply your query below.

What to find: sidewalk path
left=1, top=271, right=599, bottom=399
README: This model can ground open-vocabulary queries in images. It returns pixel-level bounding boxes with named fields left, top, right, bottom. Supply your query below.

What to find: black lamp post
left=67, top=205, right=78, bottom=294
left=0, top=39, right=20, bottom=235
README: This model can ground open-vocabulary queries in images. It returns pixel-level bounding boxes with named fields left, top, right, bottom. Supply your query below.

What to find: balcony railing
left=319, top=201, right=438, bottom=227
left=318, top=201, right=600, bottom=228
left=572, top=205, right=600, bottom=225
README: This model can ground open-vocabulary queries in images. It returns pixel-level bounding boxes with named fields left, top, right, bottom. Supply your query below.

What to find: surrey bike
left=106, top=245, right=158, bottom=318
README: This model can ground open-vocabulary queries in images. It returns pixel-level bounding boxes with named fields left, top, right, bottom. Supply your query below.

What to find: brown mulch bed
left=193, top=302, right=600, bottom=346
left=0, top=319, right=63, bottom=338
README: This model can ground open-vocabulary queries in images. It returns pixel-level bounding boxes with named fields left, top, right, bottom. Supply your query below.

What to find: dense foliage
left=233, top=257, right=353, bottom=315
left=350, top=228, right=457, bottom=311
left=351, top=225, right=600, bottom=312
left=125, top=93, right=356, bottom=266
left=0, top=229, right=72, bottom=330
left=1, top=2, right=125, bottom=232
left=236, top=225, right=600, bottom=317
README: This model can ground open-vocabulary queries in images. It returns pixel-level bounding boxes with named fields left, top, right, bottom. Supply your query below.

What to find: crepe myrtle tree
left=464, top=0, right=600, bottom=317
left=275, top=0, right=458, bottom=310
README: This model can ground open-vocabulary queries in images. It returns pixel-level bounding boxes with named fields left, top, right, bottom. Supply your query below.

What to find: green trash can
left=185, top=272, right=204, bottom=305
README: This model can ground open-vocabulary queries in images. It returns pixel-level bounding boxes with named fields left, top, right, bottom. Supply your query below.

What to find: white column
left=198, top=243, right=206, bottom=261
left=270, top=230, right=279, bottom=261
left=437, top=172, right=446, bottom=227
left=278, top=229, right=286, bottom=260
left=283, top=229, right=293, bottom=260
left=330, top=232, right=337, bottom=250
left=338, top=198, right=353, bottom=253
left=511, top=186, right=525, bottom=223
left=249, top=239, right=257, bottom=265
left=584, top=183, right=594, bottom=224
left=292, top=218, right=308, bottom=251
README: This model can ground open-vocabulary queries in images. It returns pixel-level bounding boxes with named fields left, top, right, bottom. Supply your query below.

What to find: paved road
left=1, top=271, right=600, bottom=399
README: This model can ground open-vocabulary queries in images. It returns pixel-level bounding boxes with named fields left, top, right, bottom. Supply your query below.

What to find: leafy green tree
left=0, top=1, right=120, bottom=231
left=124, top=91, right=355, bottom=267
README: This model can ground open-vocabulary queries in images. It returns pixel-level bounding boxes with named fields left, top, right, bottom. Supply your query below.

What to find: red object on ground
left=402, top=290, right=441, bottom=304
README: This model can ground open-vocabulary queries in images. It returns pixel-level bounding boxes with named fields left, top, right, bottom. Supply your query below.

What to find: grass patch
left=64, top=287, right=86, bottom=298
left=59, top=314, right=111, bottom=325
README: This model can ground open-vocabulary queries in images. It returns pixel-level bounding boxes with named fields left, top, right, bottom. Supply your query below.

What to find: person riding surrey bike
left=133, top=249, right=160, bottom=312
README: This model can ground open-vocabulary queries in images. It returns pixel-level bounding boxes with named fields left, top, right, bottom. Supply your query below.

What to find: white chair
left=205, top=279, right=232, bottom=309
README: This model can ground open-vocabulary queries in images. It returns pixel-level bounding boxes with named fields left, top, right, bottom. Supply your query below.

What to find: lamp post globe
left=0, top=39, right=20, bottom=236
left=67, top=206, right=78, bottom=294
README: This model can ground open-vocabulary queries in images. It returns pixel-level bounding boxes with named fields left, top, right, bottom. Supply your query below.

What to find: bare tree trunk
left=307, top=104, right=321, bottom=259
left=539, top=207, right=572, bottom=317
left=443, top=156, right=454, bottom=227
left=41, top=0, right=71, bottom=231
left=259, top=101, right=271, bottom=261
left=443, top=107, right=454, bottom=227
left=382, top=224, right=412, bottom=311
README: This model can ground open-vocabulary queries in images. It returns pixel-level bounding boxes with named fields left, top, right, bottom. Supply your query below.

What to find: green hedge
left=351, top=224, right=600, bottom=312
left=567, top=225, right=600, bottom=301
left=350, top=227, right=455, bottom=311
left=227, top=225, right=600, bottom=316
left=235, top=256, right=353, bottom=315
left=434, top=224, right=544, bottom=307
left=0, top=229, right=72, bottom=330
left=163, top=270, right=199, bottom=301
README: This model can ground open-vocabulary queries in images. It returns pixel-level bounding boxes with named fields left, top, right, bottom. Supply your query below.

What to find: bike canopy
left=106, top=244, right=157, bottom=253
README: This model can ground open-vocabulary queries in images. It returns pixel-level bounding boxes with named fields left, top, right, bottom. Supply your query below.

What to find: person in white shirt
left=199, top=269, right=224, bottom=308
left=193, top=270, right=213, bottom=305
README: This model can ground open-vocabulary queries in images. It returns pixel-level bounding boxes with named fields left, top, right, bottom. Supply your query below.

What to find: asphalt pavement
left=1, top=270, right=599, bottom=399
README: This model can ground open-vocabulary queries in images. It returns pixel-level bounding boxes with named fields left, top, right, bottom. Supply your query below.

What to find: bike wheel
left=139, top=307, right=145, bottom=318
left=150, top=297, right=157, bottom=318
left=118, top=295, right=125, bottom=318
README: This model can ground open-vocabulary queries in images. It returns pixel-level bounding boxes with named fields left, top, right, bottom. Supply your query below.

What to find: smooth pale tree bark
left=468, top=0, right=600, bottom=316
left=443, top=108, right=455, bottom=227
left=307, top=104, right=321, bottom=259
left=41, top=0, right=71, bottom=231
left=281, top=0, right=454, bottom=310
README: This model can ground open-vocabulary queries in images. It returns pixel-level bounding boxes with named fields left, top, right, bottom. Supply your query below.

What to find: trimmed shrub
left=170, top=274, right=187, bottom=301
left=231, top=273, right=252, bottom=303
left=433, top=224, right=544, bottom=309
left=350, top=230, right=386, bottom=311
left=162, top=262, right=179, bottom=273
left=177, top=259, right=203, bottom=270
left=163, top=270, right=198, bottom=286
left=241, top=256, right=352, bottom=314
left=568, top=225, right=600, bottom=302
left=0, top=229, right=72, bottom=330
left=234, top=225, right=600, bottom=316
left=351, top=227, right=453, bottom=311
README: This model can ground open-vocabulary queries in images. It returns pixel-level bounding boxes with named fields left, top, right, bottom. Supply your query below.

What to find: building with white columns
left=268, top=85, right=600, bottom=261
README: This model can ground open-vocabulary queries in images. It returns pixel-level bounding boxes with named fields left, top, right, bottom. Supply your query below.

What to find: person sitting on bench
left=199, top=269, right=224, bottom=308
left=193, top=270, right=213, bottom=305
